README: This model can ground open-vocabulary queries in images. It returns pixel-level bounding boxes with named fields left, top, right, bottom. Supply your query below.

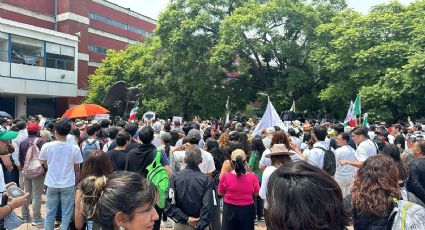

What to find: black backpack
left=314, top=146, right=336, bottom=176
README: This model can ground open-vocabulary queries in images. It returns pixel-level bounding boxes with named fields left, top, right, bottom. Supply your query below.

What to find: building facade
left=0, top=0, right=156, bottom=118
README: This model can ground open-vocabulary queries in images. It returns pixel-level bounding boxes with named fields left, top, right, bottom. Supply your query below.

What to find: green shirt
left=248, top=151, right=262, bottom=182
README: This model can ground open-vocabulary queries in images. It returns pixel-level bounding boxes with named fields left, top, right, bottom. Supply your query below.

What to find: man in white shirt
left=339, top=126, right=377, bottom=168
left=334, top=132, right=357, bottom=197
left=40, top=120, right=83, bottom=230
left=172, top=129, right=215, bottom=177
left=308, top=125, right=333, bottom=169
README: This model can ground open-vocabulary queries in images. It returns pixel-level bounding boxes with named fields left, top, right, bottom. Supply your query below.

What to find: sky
left=111, top=0, right=417, bottom=20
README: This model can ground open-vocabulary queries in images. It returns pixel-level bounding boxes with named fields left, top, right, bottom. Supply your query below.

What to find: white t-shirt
left=308, top=141, right=331, bottom=169
left=40, top=141, right=83, bottom=188
left=259, top=165, right=277, bottom=209
left=173, top=148, right=215, bottom=174
left=152, top=134, right=161, bottom=148
left=334, top=145, right=357, bottom=180
left=355, top=139, right=377, bottom=162
left=66, top=134, right=77, bottom=145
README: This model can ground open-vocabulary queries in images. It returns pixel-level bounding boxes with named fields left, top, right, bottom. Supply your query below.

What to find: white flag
left=289, top=100, right=296, bottom=112
left=253, top=99, right=285, bottom=135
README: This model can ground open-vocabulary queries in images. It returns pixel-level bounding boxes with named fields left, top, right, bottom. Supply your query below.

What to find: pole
left=358, top=93, right=361, bottom=125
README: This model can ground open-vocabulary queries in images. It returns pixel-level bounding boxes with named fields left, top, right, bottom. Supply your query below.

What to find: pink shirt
left=218, top=172, right=260, bottom=206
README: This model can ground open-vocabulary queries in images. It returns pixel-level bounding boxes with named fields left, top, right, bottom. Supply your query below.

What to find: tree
left=313, top=1, right=425, bottom=122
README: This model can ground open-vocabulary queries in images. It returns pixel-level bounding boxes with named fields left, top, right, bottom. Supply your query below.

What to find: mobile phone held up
left=6, top=184, right=25, bottom=198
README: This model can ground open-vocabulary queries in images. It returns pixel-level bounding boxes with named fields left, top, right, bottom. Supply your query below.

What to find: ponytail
left=234, top=156, right=246, bottom=177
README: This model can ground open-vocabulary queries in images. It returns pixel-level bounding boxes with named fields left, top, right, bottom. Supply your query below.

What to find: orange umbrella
left=62, top=104, right=110, bottom=118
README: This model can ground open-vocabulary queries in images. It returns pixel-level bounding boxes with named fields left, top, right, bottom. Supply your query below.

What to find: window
left=0, top=32, right=8, bottom=62
left=46, top=42, right=75, bottom=71
left=10, top=35, right=44, bottom=66
left=88, top=45, right=107, bottom=54
left=89, top=12, right=152, bottom=36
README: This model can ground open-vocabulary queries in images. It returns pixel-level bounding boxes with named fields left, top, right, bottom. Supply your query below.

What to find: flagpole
left=358, top=93, right=361, bottom=126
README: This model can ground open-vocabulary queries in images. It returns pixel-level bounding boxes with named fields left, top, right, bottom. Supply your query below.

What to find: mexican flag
left=344, top=101, right=357, bottom=127
left=362, top=113, right=368, bottom=126
left=353, top=95, right=361, bottom=115
left=128, top=100, right=139, bottom=122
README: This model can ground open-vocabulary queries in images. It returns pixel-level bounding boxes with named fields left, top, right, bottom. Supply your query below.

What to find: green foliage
left=85, top=0, right=425, bottom=122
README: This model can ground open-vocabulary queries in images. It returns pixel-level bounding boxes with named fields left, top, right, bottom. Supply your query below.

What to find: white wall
left=46, top=68, right=75, bottom=84
left=0, top=76, right=77, bottom=97
left=11, top=63, right=45, bottom=81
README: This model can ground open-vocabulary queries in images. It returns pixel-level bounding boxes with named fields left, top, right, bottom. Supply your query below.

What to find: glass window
left=46, top=42, right=75, bottom=71
left=0, top=32, right=8, bottom=62
left=89, top=11, right=150, bottom=36
left=10, top=35, right=44, bottom=66
left=88, top=45, right=107, bottom=54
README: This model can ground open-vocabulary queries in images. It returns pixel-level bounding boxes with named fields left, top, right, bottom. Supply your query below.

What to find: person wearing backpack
left=347, top=155, right=425, bottom=229
left=18, top=122, right=46, bottom=225
left=308, top=125, right=336, bottom=176
left=125, top=126, right=170, bottom=230
left=80, top=126, right=100, bottom=161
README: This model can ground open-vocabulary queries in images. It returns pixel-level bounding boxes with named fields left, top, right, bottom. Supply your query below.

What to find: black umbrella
left=0, top=111, right=12, bottom=118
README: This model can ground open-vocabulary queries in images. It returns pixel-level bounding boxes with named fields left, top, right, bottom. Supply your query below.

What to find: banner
left=252, top=98, right=285, bottom=135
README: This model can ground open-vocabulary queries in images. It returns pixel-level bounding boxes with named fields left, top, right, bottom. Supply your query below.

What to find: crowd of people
left=0, top=115, right=425, bottom=230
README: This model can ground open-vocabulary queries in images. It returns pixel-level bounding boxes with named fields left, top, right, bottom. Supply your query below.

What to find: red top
left=218, top=172, right=260, bottom=206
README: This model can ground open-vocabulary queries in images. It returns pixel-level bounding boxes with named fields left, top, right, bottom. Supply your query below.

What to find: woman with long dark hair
left=248, top=136, right=265, bottom=222
left=266, top=160, right=349, bottom=230
left=218, top=149, right=259, bottom=230
left=350, top=155, right=401, bottom=229
left=382, top=144, right=408, bottom=183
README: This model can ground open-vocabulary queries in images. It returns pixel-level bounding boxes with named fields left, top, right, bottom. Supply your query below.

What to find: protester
left=262, top=127, right=274, bottom=149
left=402, top=135, right=417, bottom=166
left=218, top=149, right=259, bottom=230
left=74, top=150, right=114, bottom=230
left=334, top=132, right=357, bottom=197
left=79, top=171, right=159, bottom=230
left=123, top=123, right=141, bottom=151
left=259, top=130, right=292, bottom=171
left=172, top=129, right=215, bottom=177
left=125, top=126, right=170, bottom=230
left=152, top=122, right=162, bottom=148
left=107, top=131, right=130, bottom=171
left=349, top=155, right=401, bottom=228
left=382, top=144, right=408, bottom=183
left=8, top=120, right=27, bottom=185
left=307, top=125, right=334, bottom=171
left=81, top=125, right=100, bottom=161
left=247, top=136, right=265, bottom=222
left=165, top=145, right=214, bottom=230
left=0, top=128, right=30, bottom=219
left=339, top=126, right=377, bottom=168
left=406, top=140, right=425, bottom=205
left=18, top=122, right=46, bottom=225
left=259, top=144, right=293, bottom=219
left=266, top=160, right=349, bottom=230
left=392, top=124, right=405, bottom=150
left=102, top=126, right=119, bottom=152
left=39, top=120, right=83, bottom=230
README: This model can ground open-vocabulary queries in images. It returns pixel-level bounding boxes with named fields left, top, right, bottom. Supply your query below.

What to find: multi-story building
left=0, top=0, right=156, bottom=118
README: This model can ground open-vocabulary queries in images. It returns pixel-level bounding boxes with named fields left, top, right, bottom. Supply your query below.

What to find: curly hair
left=351, top=155, right=401, bottom=217
left=218, top=132, right=230, bottom=149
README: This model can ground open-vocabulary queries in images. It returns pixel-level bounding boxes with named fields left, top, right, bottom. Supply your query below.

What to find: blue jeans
left=44, top=186, right=75, bottom=230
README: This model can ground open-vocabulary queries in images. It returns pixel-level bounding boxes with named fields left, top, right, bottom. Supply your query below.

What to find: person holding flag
left=128, top=99, right=139, bottom=122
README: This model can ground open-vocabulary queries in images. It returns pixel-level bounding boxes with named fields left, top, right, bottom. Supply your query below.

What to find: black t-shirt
left=394, top=135, right=405, bottom=150
left=107, top=149, right=129, bottom=171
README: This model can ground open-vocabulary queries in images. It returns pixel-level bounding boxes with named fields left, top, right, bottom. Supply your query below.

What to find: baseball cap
left=231, top=149, right=246, bottom=161
left=26, top=122, right=41, bottom=133
left=187, top=129, right=201, bottom=142
left=0, top=129, right=18, bottom=140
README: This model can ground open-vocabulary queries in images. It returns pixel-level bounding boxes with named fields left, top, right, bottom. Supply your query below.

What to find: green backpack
left=147, top=149, right=169, bottom=209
